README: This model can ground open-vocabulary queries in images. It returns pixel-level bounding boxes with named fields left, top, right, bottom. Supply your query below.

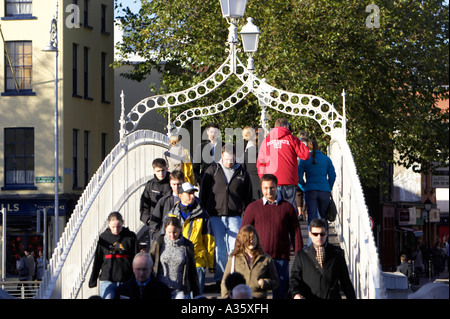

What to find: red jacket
left=257, top=127, right=310, bottom=185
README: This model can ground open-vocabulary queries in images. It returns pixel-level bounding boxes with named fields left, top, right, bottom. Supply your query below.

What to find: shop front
left=1, top=199, right=67, bottom=277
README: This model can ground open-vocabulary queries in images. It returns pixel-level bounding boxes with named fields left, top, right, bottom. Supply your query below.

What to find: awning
left=400, top=227, right=424, bottom=237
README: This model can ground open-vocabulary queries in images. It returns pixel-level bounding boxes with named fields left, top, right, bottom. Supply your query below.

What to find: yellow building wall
left=0, top=0, right=114, bottom=197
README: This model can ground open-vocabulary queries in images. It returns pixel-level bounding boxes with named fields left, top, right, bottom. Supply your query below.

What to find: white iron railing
left=35, top=130, right=170, bottom=299
left=329, top=132, right=387, bottom=299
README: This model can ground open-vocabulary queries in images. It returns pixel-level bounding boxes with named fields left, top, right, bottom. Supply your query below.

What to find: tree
left=115, top=0, right=449, bottom=189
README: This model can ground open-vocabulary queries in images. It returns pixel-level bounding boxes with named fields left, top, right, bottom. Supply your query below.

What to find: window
left=83, top=46, right=92, bottom=99
left=83, top=0, right=92, bottom=28
left=101, top=52, right=107, bottom=102
left=3, top=128, right=36, bottom=189
left=5, top=0, right=32, bottom=17
left=2, top=41, right=34, bottom=95
left=84, top=131, right=89, bottom=187
left=73, top=129, right=79, bottom=189
left=101, top=4, right=107, bottom=33
left=72, top=43, right=81, bottom=97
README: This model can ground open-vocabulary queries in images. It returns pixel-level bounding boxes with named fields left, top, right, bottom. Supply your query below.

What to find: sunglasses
left=311, top=232, right=327, bottom=237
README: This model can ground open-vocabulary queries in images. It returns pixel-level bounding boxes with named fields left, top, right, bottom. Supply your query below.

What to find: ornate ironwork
left=119, top=12, right=346, bottom=139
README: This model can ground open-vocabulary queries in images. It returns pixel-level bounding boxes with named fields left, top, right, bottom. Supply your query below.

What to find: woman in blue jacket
left=298, top=138, right=336, bottom=225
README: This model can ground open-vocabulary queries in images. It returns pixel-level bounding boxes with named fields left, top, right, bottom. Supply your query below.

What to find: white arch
left=121, top=56, right=346, bottom=138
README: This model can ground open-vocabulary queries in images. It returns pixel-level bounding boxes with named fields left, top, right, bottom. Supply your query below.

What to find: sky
left=115, top=0, right=142, bottom=18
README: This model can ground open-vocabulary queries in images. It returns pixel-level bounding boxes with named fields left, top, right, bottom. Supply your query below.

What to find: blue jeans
left=272, top=259, right=289, bottom=299
left=210, top=216, right=242, bottom=282
left=197, top=267, right=206, bottom=295
left=99, top=281, right=122, bottom=299
left=304, top=190, right=331, bottom=224
left=277, top=185, right=298, bottom=214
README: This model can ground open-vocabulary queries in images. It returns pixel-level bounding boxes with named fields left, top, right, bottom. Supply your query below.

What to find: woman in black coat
left=88, top=212, right=138, bottom=299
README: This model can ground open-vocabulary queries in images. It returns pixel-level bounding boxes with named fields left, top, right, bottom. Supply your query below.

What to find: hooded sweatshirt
left=257, top=127, right=310, bottom=186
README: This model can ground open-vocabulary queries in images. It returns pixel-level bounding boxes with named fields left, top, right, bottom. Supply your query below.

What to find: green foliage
left=115, top=0, right=449, bottom=188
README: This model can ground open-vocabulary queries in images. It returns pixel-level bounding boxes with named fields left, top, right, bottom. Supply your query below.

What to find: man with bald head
left=232, top=284, right=253, bottom=299
left=115, top=252, right=171, bottom=299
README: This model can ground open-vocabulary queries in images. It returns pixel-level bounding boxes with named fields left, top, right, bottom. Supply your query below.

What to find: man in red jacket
left=256, top=118, right=310, bottom=213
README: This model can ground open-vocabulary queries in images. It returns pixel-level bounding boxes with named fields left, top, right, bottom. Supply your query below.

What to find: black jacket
left=140, top=175, right=171, bottom=225
left=200, top=162, right=253, bottom=217
left=114, top=274, right=172, bottom=299
left=289, top=244, right=356, bottom=299
left=150, top=235, right=200, bottom=297
left=149, top=191, right=178, bottom=241
left=89, top=227, right=138, bottom=287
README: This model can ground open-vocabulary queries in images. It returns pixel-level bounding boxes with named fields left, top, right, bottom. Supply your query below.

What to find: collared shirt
left=136, top=276, right=151, bottom=288
left=262, top=193, right=282, bottom=206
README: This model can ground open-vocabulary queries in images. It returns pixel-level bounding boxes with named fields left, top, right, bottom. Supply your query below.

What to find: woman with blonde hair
left=220, top=225, right=279, bottom=299
left=164, top=135, right=186, bottom=172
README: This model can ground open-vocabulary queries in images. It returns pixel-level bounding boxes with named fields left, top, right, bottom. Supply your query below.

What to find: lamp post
left=240, top=17, right=260, bottom=70
left=219, top=0, right=248, bottom=73
left=423, top=197, right=432, bottom=281
left=42, top=12, right=59, bottom=249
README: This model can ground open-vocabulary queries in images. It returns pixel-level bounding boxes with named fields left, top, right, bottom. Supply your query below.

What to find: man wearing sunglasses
left=290, top=218, right=356, bottom=299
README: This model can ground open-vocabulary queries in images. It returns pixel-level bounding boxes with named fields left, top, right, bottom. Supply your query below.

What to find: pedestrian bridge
left=35, top=128, right=387, bottom=299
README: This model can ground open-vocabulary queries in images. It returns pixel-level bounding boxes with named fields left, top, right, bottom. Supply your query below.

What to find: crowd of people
left=88, top=118, right=356, bottom=300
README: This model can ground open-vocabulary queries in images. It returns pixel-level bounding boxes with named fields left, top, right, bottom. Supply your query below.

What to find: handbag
left=182, top=149, right=195, bottom=185
left=326, top=195, right=337, bottom=222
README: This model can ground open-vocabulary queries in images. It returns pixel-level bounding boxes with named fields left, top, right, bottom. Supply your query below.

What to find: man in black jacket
left=115, top=252, right=171, bottom=299
left=149, top=170, right=184, bottom=241
left=290, top=218, right=356, bottom=299
left=140, top=158, right=171, bottom=229
left=200, top=143, right=253, bottom=285
left=193, top=123, right=222, bottom=186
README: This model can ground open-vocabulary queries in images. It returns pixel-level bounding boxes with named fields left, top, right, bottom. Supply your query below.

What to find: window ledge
left=1, top=91, right=36, bottom=96
left=2, top=185, right=38, bottom=191
left=1, top=15, right=37, bottom=21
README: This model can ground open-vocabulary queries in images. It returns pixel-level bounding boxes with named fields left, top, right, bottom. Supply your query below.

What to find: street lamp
left=219, top=0, right=248, bottom=73
left=239, top=17, right=260, bottom=70
left=219, top=0, right=248, bottom=20
left=423, top=197, right=432, bottom=281
left=42, top=14, right=59, bottom=250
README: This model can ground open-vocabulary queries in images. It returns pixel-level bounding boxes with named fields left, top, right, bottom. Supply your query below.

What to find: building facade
left=0, top=0, right=114, bottom=277
left=377, top=97, right=449, bottom=272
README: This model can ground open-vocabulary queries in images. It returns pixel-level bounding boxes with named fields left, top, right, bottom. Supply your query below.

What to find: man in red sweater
left=241, top=174, right=303, bottom=299
left=256, top=118, right=310, bottom=214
